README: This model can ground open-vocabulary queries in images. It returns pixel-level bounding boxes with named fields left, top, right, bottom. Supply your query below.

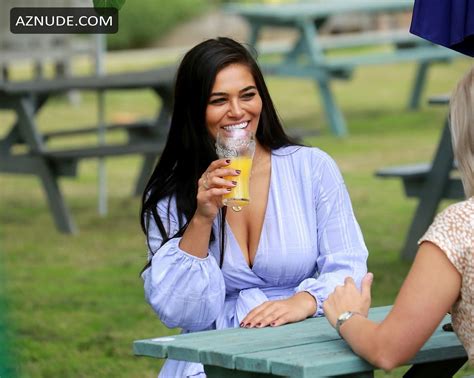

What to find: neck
left=252, top=143, right=270, bottom=172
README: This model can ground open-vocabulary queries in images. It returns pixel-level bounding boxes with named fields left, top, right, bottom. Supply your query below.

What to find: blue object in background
left=410, top=0, right=474, bottom=57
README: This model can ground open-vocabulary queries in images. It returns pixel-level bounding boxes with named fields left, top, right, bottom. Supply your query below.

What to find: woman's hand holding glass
left=196, top=159, right=240, bottom=221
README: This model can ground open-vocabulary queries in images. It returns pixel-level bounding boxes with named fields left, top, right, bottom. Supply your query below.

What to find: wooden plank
left=226, top=1, right=413, bottom=22
left=325, top=47, right=458, bottom=70
left=0, top=66, right=177, bottom=95
left=319, top=30, right=422, bottom=50
left=42, top=120, right=155, bottom=139
left=133, top=307, right=391, bottom=371
left=133, top=308, right=466, bottom=377
left=258, top=31, right=421, bottom=56
left=237, top=317, right=464, bottom=378
left=43, top=142, right=164, bottom=160
left=375, top=163, right=431, bottom=179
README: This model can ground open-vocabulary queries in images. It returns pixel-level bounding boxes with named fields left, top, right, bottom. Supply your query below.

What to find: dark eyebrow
left=209, top=91, right=227, bottom=97
left=240, top=85, right=257, bottom=93
left=209, top=86, right=257, bottom=98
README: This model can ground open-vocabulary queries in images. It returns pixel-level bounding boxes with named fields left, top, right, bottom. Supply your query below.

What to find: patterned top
left=419, top=197, right=474, bottom=363
left=142, top=145, right=368, bottom=377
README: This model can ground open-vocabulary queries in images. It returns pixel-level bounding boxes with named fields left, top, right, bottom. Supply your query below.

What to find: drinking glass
left=215, top=128, right=255, bottom=211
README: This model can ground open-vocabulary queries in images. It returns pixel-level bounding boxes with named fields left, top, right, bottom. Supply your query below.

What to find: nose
left=228, top=99, right=244, bottom=118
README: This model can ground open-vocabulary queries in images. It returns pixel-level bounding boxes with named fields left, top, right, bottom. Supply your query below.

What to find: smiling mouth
left=222, top=121, right=249, bottom=130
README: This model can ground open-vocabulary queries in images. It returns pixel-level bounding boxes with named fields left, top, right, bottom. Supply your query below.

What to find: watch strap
left=335, top=311, right=364, bottom=337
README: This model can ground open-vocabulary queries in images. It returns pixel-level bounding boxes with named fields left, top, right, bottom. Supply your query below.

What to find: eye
left=209, top=97, right=226, bottom=105
left=242, top=92, right=257, bottom=100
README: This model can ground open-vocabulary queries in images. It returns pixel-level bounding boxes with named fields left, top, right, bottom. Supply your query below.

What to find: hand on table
left=240, top=291, right=317, bottom=328
left=323, top=273, right=373, bottom=328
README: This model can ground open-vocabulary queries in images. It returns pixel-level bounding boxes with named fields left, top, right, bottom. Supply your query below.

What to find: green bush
left=108, top=0, right=210, bottom=50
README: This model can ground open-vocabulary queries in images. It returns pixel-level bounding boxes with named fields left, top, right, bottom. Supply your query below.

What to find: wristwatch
left=335, top=311, right=361, bottom=337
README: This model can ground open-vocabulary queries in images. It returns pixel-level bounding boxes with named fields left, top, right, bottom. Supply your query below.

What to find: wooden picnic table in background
left=134, top=306, right=467, bottom=377
left=0, top=66, right=176, bottom=234
left=376, top=96, right=464, bottom=260
left=225, top=0, right=463, bottom=136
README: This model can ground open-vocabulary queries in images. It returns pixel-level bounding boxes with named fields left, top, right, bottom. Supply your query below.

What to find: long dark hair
left=140, top=37, right=298, bottom=271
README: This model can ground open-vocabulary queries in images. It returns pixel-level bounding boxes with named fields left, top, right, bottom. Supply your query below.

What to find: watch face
left=338, top=311, right=352, bottom=321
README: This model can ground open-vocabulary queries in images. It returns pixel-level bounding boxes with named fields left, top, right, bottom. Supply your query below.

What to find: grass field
left=1, top=55, right=472, bottom=377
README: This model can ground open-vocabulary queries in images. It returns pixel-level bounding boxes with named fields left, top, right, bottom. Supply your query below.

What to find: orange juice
left=223, top=156, right=253, bottom=207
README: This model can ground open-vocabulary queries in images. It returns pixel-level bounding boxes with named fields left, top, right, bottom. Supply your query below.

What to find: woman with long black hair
left=141, top=37, right=368, bottom=377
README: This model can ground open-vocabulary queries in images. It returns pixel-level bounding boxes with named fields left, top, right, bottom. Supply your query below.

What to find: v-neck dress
left=142, top=146, right=368, bottom=377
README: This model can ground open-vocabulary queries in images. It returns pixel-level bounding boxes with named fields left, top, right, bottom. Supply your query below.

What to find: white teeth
left=223, top=122, right=248, bottom=130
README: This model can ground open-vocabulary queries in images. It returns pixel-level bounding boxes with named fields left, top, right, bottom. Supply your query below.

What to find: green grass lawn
left=1, top=57, right=472, bottom=377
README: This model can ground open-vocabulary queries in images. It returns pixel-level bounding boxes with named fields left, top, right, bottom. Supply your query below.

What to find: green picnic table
left=133, top=306, right=467, bottom=377
left=0, top=66, right=176, bottom=233
left=225, top=1, right=463, bottom=136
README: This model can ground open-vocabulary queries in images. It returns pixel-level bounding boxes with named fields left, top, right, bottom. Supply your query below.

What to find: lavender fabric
left=142, top=146, right=368, bottom=377
left=410, top=0, right=474, bottom=57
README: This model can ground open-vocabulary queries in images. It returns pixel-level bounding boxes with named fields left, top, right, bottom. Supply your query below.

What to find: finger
left=361, top=272, right=373, bottom=300
left=198, top=187, right=231, bottom=201
left=269, top=313, right=290, bottom=327
left=207, top=158, right=232, bottom=171
left=241, top=302, right=271, bottom=327
left=211, top=167, right=241, bottom=178
left=247, top=306, right=280, bottom=328
left=344, top=276, right=355, bottom=286
left=255, top=310, right=281, bottom=328
left=208, top=176, right=237, bottom=189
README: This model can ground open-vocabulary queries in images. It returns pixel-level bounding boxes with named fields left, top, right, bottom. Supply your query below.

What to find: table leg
left=408, top=62, right=429, bottom=110
left=133, top=88, right=172, bottom=196
left=401, top=119, right=454, bottom=260
left=403, top=356, right=467, bottom=378
left=314, top=78, right=348, bottom=137
left=248, top=23, right=261, bottom=48
left=14, top=96, right=76, bottom=233
left=337, top=372, right=373, bottom=378
left=298, top=19, right=347, bottom=137
left=134, top=154, right=157, bottom=197
left=37, top=159, right=77, bottom=234
left=205, top=365, right=275, bottom=378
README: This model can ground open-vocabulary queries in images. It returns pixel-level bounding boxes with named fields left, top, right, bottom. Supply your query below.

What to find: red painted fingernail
left=227, top=188, right=232, bottom=192
left=270, top=322, right=276, bottom=327
left=256, top=323, right=262, bottom=328
left=232, top=181, right=237, bottom=185
left=226, top=159, right=231, bottom=164
left=240, top=322, right=244, bottom=327
left=236, top=170, right=241, bottom=174
left=245, top=323, right=251, bottom=328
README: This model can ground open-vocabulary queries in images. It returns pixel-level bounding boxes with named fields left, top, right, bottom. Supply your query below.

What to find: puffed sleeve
left=419, top=200, right=473, bottom=275
left=295, top=151, right=368, bottom=316
left=142, top=197, right=226, bottom=331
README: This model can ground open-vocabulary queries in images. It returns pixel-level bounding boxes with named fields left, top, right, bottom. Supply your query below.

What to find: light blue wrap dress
left=142, top=146, right=368, bottom=377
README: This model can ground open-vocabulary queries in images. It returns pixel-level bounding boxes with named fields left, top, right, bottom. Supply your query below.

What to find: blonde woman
left=323, top=67, right=474, bottom=369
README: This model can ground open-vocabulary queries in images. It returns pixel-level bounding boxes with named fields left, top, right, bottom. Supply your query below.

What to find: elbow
left=147, top=291, right=223, bottom=331
left=373, top=357, right=398, bottom=372
left=371, top=351, right=403, bottom=372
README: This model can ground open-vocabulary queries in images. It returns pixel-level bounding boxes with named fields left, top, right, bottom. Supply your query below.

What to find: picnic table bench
left=133, top=305, right=467, bottom=377
left=0, top=66, right=176, bottom=234
left=375, top=95, right=463, bottom=260
left=225, top=1, right=463, bottom=136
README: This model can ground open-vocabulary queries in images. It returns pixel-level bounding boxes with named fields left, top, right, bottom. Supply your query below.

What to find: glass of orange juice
left=216, top=128, right=255, bottom=211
